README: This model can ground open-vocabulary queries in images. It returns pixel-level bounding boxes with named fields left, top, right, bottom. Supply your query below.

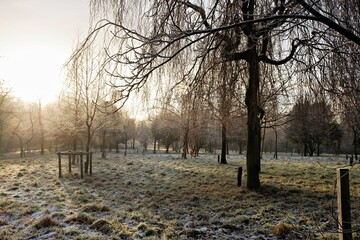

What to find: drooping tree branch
left=296, top=0, right=360, bottom=45
left=259, top=39, right=304, bottom=65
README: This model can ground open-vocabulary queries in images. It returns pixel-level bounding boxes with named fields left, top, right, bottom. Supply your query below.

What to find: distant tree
left=0, top=82, right=13, bottom=153
left=10, top=101, right=35, bottom=157
left=151, top=89, right=198, bottom=158
left=127, top=117, right=136, bottom=150
left=202, top=61, right=241, bottom=164
left=150, top=116, right=162, bottom=153
left=37, top=101, right=45, bottom=155
left=286, top=96, right=338, bottom=156
left=228, top=113, right=247, bottom=155
left=137, top=120, right=151, bottom=151
left=179, top=91, right=192, bottom=159
left=157, top=110, right=181, bottom=153
left=121, top=114, right=136, bottom=156
left=325, top=122, right=342, bottom=155
left=175, top=89, right=210, bottom=158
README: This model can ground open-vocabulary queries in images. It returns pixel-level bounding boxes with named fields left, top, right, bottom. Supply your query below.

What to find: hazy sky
left=0, top=0, right=90, bottom=103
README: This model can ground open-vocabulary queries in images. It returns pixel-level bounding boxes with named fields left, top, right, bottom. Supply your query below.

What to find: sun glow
left=0, top=43, right=66, bottom=104
left=0, top=0, right=90, bottom=105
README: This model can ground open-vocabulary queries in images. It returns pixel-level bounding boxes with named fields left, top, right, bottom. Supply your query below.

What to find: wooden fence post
left=80, top=154, right=84, bottom=179
left=57, top=152, right=62, bottom=178
left=68, top=154, right=71, bottom=173
left=337, top=168, right=352, bottom=240
left=237, top=167, right=242, bottom=187
left=90, top=152, right=93, bottom=175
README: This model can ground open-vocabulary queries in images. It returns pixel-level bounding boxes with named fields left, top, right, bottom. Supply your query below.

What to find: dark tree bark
left=84, top=123, right=91, bottom=173
left=101, top=130, right=106, bottom=158
left=238, top=140, right=243, bottom=155
left=153, top=138, right=157, bottom=154
left=72, top=138, right=77, bottom=163
left=124, top=133, right=128, bottom=156
left=182, top=100, right=191, bottom=159
left=303, top=143, right=307, bottom=156
left=353, top=126, right=358, bottom=161
left=245, top=45, right=263, bottom=190
left=182, top=129, right=189, bottom=159
left=116, top=140, right=119, bottom=153
left=273, top=128, right=278, bottom=159
left=220, top=122, right=227, bottom=164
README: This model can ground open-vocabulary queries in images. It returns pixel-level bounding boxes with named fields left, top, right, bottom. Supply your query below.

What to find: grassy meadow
left=0, top=152, right=359, bottom=239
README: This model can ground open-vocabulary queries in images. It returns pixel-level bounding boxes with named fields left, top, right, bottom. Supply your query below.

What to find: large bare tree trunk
left=245, top=46, right=262, bottom=190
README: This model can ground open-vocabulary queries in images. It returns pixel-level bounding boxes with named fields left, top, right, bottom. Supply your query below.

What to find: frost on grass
left=89, top=218, right=113, bottom=234
left=80, top=203, right=110, bottom=212
left=32, top=215, right=59, bottom=229
left=0, top=218, right=9, bottom=226
left=0, top=153, right=359, bottom=239
left=65, top=212, right=95, bottom=224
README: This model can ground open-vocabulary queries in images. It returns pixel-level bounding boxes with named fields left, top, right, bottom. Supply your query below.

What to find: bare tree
left=120, top=113, right=136, bottom=156
left=201, top=60, right=241, bottom=164
left=150, top=115, right=161, bottom=154
left=38, top=100, right=45, bottom=155
left=286, top=94, right=338, bottom=156
left=0, top=81, right=13, bottom=153
left=73, top=0, right=360, bottom=189
left=156, top=110, right=180, bottom=153
left=10, top=101, right=35, bottom=157
left=137, top=120, right=151, bottom=151
left=64, top=43, right=110, bottom=166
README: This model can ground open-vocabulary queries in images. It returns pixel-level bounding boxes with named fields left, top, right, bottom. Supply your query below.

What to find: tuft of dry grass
left=0, top=199, right=15, bottom=208
left=80, top=203, right=110, bottom=212
left=272, top=221, right=300, bottom=239
left=32, top=215, right=59, bottom=229
left=89, top=218, right=113, bottom=234
left=65, top=212, right=95, bottom=224
left=0, top=218, right=9, bottom=226
left=319, top=232, right=338, bottom=240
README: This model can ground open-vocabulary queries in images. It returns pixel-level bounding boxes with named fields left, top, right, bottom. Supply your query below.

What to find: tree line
left=0, top=79, right=356, bottom=162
